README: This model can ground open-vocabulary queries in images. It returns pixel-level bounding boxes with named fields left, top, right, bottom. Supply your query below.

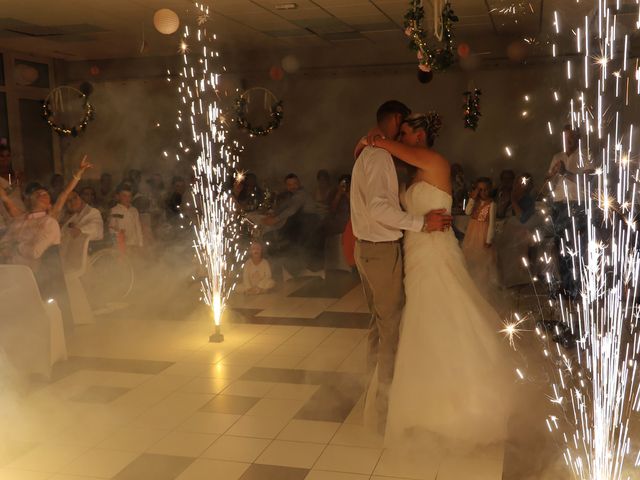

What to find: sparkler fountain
left=171, top=3, right=243, bottom=343
left=509, top=1, right=640, bottom=478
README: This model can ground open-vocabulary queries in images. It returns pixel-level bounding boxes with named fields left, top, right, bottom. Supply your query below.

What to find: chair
left=0, top=265, right=67, bottom=377
left=61, top=233, right=95, bottom=325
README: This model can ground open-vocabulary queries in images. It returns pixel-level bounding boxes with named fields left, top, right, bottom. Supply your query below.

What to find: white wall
left=237, top=61, right=569, bottom=191
left=60, top=58, right=571, bottom=191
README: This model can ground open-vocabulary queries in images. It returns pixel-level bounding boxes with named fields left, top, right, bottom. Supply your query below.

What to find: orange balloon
left=457, top=43, right=471, bottom=58
left=269, top=66, right=284, bottom=81
left=89, top=66, right=100, bottom=76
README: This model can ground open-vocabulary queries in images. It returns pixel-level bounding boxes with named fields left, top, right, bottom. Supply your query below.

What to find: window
left=0, top=93, right=8, bottom=142
left=19, top=98, right=54, bottom=182
left=14, top=59, right=49, bottom=88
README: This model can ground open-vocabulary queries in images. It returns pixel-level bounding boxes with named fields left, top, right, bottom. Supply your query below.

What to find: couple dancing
left=351, top=101, right=511, bottom=449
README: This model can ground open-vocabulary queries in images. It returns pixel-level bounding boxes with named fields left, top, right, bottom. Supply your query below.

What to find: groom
left=350, top=100, right=452, bottom=430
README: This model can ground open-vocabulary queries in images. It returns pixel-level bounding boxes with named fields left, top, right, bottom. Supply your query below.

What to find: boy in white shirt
left=236, top=241, right=275, bottom=294
left=108, top=185, right=143, bottom=248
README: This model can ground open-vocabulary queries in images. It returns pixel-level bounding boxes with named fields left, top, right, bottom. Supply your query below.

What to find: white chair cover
left=0, top=265, right=67, bottom=377
left=61, top=234, right=94, bottom=325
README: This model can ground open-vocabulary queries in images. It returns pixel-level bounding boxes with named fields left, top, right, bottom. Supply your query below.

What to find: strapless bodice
left=404, top=181, right=452, bottom=216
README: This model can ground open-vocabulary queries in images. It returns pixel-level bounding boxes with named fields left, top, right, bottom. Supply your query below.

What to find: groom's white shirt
left=351, top=146, right=424, bottom=242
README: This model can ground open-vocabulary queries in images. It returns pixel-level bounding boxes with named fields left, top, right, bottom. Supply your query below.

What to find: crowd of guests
left=0, top=122, right=589, bottom=308
left=452, top=125, right=592, bottom=302
left=231, top=169, right=352, bottom=293
left=0, top=148, right=198, bottom=270
left=0, top=144, right=204, bottom=325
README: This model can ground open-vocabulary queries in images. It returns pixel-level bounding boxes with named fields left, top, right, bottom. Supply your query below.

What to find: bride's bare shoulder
left=418, top=147, right=449, bottom=168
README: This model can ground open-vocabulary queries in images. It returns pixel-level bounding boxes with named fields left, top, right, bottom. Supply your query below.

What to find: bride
left=363, top=113, right=512, bottom=447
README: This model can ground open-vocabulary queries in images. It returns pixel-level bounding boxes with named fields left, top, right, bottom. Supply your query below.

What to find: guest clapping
left=495, top=169, right=515, bottom=219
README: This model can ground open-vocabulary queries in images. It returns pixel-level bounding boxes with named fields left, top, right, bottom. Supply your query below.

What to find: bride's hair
left=403, top=112, right=442, bottom=147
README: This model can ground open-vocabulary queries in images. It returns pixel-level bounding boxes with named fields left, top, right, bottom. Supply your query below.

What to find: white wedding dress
left=373, top=181, right=512, bottom=447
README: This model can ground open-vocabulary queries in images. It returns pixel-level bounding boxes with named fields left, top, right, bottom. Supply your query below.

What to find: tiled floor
left=0, top=275, right=562, bottom=479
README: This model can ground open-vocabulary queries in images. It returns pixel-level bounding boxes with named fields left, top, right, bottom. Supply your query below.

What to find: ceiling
left=0, top=0, right=605, bottom=64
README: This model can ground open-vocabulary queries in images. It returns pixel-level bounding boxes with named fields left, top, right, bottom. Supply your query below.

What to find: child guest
left=236, top=241, right=275, bottom=294
left=109, top=185, right=143, bottom=249
left=462, top=177, right=498, bottom=290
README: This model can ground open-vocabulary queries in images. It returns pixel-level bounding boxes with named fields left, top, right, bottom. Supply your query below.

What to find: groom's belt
left=356, top=238, right=400, bottom=245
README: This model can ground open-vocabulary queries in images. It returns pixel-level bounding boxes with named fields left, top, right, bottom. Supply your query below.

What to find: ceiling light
left=275, top=3, right=298, bottom=10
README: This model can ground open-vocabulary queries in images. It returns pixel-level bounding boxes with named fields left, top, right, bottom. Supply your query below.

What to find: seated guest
left=109, top=185, right=143, bottom=248
left=510, top=173, right=536, bottom=224
left=325, top=174, right=351, bottom=235
left=1, top=182, right=72, bottom=327
left=263, top=174, right=323, bottom=277
left=0, top=156, right=92, bottom=223
left=0, top=182, right=61, bottom=271
left=80, top=186, right=97, bottom=207
left=61, top=191, right=104, bottom=243
left=262, top=173, right=318, bottom=229
left=166, top=176, right=187, bottom=221
left=49, top=174, right=64, bottom=204
left=495, top=169, right=515, bottom=219
left=495, top=173, right=538, bottom=288
left=124, top=169, right=142, bottom=195
left=235, top=241, right=275, bottom=294
left=237, top=173, right=263, bottom=211
left=315, top=169, right=332, bottom=215
left=307, top=174, right=352, bottom=272
left=450, top=163, right=467, bottom=215
left=97, top=172, right=116, bottom=212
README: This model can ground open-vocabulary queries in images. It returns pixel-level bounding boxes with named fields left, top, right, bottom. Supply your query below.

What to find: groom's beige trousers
left=354, top=239, right=404, bottom=423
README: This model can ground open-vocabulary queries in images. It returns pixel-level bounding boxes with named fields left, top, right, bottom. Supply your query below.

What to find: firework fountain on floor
left=171, top=2, right=243, bottom=341
left=503, top=1, right=640, bottom=478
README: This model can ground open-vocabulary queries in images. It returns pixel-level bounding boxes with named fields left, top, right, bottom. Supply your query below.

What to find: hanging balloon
left=457, top=42, right=471, bottom=58
left=417, top=68, right=433, bottom=84
left=78, top=81, right=94, bottom=97
left=14, top=64, right=39, bottom=86
left=153, top=9, right=180, bottom=35
left=89, top=65, right=100, bottom=76
left=281, top=55, right=300, bottom=73
left=269, top=66, right=284, bottom=81
left=507, top=40, right=528, bottom=62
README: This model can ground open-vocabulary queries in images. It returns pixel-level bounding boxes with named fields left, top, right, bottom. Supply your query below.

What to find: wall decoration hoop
left=42, top=86, right=95, bottom=137
left=233, top=87, right=283, bottom=137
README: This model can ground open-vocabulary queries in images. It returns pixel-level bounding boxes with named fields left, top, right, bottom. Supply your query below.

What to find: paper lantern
left=281, top=55, right=300, bottom=73
left=14, top=64, right=39, bottom=85
left=507, top=40, right=528, bottom=62
left=154, top=9, right=180, bottom=35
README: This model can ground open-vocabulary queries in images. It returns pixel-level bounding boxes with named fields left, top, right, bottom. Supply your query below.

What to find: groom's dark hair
left=376, top=101, right=411, bottom=124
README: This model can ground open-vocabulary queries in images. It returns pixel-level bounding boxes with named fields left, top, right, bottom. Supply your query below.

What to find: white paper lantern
left=281, top=55, right=300, bottom=73
left=14, top=64, right=39, bottom=85
left=154, top=9, right=180, bottom=35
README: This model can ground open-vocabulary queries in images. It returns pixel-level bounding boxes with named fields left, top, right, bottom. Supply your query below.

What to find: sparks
left=525, top=3, right=640, bottom=478
left=173, top=3, right=243, bottom=339
left=500, top=314, right=527, bottom=349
